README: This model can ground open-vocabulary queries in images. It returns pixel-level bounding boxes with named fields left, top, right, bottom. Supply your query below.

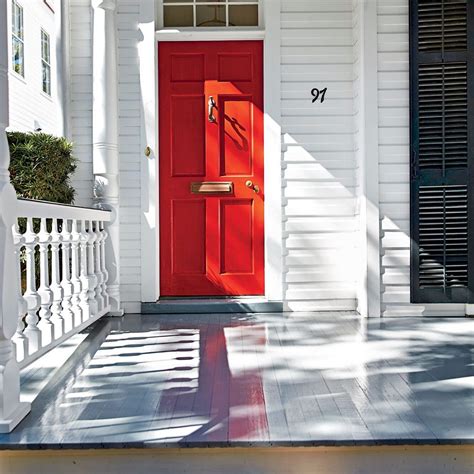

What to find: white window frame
left=41, top=28, right=51, bottom=95
left=156, top=0, right=263, bottom=30
left=139, top=0, right=283, bottom=303
left=11, top=0, right=24, bottom=77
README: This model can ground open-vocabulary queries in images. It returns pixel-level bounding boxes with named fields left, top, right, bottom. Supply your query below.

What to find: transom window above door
left=162, top=0, right=259, bottom=28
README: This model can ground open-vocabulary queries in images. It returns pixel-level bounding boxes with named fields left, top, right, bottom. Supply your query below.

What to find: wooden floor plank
left=0, top=313, right=472, bottom=448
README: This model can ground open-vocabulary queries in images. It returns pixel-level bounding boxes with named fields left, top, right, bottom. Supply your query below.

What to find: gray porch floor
left=1, top=312, right=473, bottom=448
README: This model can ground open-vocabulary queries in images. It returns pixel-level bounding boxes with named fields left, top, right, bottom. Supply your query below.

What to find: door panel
left=171, top=95, right=205, bottom=176
left=170, top=53, right=204, bottom=82
left=172, top=199, right=206, bottom=275
left=217, top=53, right=253, bottom=82
left=220, top=199, right=254, bottom=274
left=221, top=96, right=253, bottom=176
left=159, top=41, right=264, bottom=296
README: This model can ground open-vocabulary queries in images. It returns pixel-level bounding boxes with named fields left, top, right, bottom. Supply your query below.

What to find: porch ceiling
left=0, top=313, right=473, bottom=448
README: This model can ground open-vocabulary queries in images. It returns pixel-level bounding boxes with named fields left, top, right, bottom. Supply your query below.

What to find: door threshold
left=141, top=298, right=283, bottom=314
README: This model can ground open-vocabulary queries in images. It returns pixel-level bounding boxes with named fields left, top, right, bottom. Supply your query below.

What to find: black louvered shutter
left=410, top=0, right=473, bottom=303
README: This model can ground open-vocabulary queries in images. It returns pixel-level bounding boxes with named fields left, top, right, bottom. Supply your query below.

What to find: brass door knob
left=246, top=180, right=260, bottom=193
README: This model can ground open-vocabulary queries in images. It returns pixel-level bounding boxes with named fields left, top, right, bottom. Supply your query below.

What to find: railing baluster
left=23, top=217, right=41, bottom=354
left=70, top=219, right=83, bottom=326
left=94, top=220, right=104, bottom=312
left=86, top=220, right=99, bottom=317
left=100, top=221, right=109, bottom=308
left=49, top=218, right=64, bottom=339
left=37, top=218, right=53, bottom=347
left=12, top=222, right=27, bottom=361
left=60, top=219, right=74, bottom=332
left=79, top=219, right=90, bottom=320
left=10, top=200, right=113, bottom=374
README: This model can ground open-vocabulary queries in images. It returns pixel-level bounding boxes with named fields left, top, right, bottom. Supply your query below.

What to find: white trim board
left=139, top=0, right=283, bottom=303
left=155, top=29, right=265, bottom=42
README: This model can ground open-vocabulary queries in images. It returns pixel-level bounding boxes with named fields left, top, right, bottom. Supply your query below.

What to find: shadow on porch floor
left=0, top=312, right=473, bottom=448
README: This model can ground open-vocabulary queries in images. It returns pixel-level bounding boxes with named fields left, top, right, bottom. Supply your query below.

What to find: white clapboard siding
left=69, top=0, right=93, bottom=207
left=117, top=0, right=142, bottom=313
left=68, top=0, right=141, bottom=313
left=281, top=0, right=357, bottom=311
left=377, top=0, right=464, bottom=316
left=6, top=0, right=59, bottom=135
left=63, top=0, right=467, bottom=316
left=352, top=0, right=363, bottom=314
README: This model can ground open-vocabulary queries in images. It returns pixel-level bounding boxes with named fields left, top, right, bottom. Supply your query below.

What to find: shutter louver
left=418, top=185, right=468, bottom=289
left=410, top=0, right=473, bottom=303
left=418, top=63, right=467, bottom=169
left=418, top=1, right=467, bottom=52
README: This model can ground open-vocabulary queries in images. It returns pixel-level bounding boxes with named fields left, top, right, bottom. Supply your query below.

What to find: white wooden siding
left=117, top=0, right=142, bottom=313
left=69, top=0, right=142, bottom=312
left=281, top=0, right=358, bottom=311
left=69, top=0, right=93, bottom=207
left=352, top=0, right=363, bottom=312
left=7, top=0, right=59, bottom=135
left=377, top=0, right=464, bottom=316
left=64, top=0, right=465, bottom=315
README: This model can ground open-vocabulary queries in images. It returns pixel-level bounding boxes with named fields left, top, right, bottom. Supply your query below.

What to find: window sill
left=9, top=70, right=27, bottom=84
left=40, top=90, right=53, bottom=102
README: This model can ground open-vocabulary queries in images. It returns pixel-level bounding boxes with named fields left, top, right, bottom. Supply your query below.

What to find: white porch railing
left=12, top=199, right=112, bottom=369
left=0, top=0, right=121, bottom=433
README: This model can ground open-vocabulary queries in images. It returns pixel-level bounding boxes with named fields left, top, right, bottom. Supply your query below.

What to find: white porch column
left=356, top=0, right=381, bottom=318
left=55, top=0, right=70, bottom=138
left=0, top=0, right=31, bottom=432
left=92, top=0, right=123, bottom=316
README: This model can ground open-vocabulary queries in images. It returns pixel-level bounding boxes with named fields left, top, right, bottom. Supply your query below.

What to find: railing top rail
left=16, top=198, right=113, bottom=221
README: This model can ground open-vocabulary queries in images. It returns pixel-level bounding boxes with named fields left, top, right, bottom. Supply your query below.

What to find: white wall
left=116, top=0, right=142, bottom=313
left=69, top=0, right=94, bottom=207
left=376, top=0, right=464, bottom=316
left=69, top=0, right=142, bottom=312
left=68, top=0, right=359, bottom=313
left=281, top=0, right=358, bottom=311
left=352, top=0, right=363, bottom=312
left=7, top=0, right=60, bottom=134
left=65, top=0, right=465, bottom=315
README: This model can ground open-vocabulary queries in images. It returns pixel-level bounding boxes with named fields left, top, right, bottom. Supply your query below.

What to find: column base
left=0, top=402, right=31, bottom=433
left=107, top=309, right=125, bottom=317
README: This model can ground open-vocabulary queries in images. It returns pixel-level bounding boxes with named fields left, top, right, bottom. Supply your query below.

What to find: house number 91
left=311, top=87, right=327, bottom=104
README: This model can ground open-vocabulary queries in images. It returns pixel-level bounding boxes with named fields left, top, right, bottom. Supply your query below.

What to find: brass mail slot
left=190, top=181, right=233, bottom=194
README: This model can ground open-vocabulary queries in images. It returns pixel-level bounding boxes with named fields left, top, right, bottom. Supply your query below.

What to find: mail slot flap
left=190, top=182, right=233, bottom=194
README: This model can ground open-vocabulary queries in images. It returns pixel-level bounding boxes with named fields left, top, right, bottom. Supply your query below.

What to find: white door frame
left=138, top=0, right=282, bottom=303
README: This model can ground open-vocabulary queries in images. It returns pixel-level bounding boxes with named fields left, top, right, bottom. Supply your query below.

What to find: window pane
left=19, top=4, right=23, bottom=39
left=163, top=5, right=194, bottom=27
left=11, top=4, right=16, bottom=35
left=12, top=1, right=23, bottom=39
left=42, top=31, right=50, bottom=63
left=12, top=38, right=24, bottom=76
left=163, top=0, right=192, bottom=2
left=196, top=5, right=226, bottom=27
left=229, top=5, right=258, bottom=26
left=42, top=63, right=51, bottom=95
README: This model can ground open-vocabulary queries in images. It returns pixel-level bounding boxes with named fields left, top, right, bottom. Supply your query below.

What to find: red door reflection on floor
left=155, top=319, right=269, bottom=442
left=159, top=41, right=264, bottom=296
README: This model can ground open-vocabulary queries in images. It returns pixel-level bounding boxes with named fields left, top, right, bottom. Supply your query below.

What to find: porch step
left=141, top=298, right=284, bottom=314
left=1, top=446, right=472, bottom=474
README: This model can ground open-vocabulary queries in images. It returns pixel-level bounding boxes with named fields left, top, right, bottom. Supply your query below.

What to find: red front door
left=159, top=41, right=264, bottom=296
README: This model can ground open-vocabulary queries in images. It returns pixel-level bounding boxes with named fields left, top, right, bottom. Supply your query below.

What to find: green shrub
left=7, top=131, right=77, bottom=204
